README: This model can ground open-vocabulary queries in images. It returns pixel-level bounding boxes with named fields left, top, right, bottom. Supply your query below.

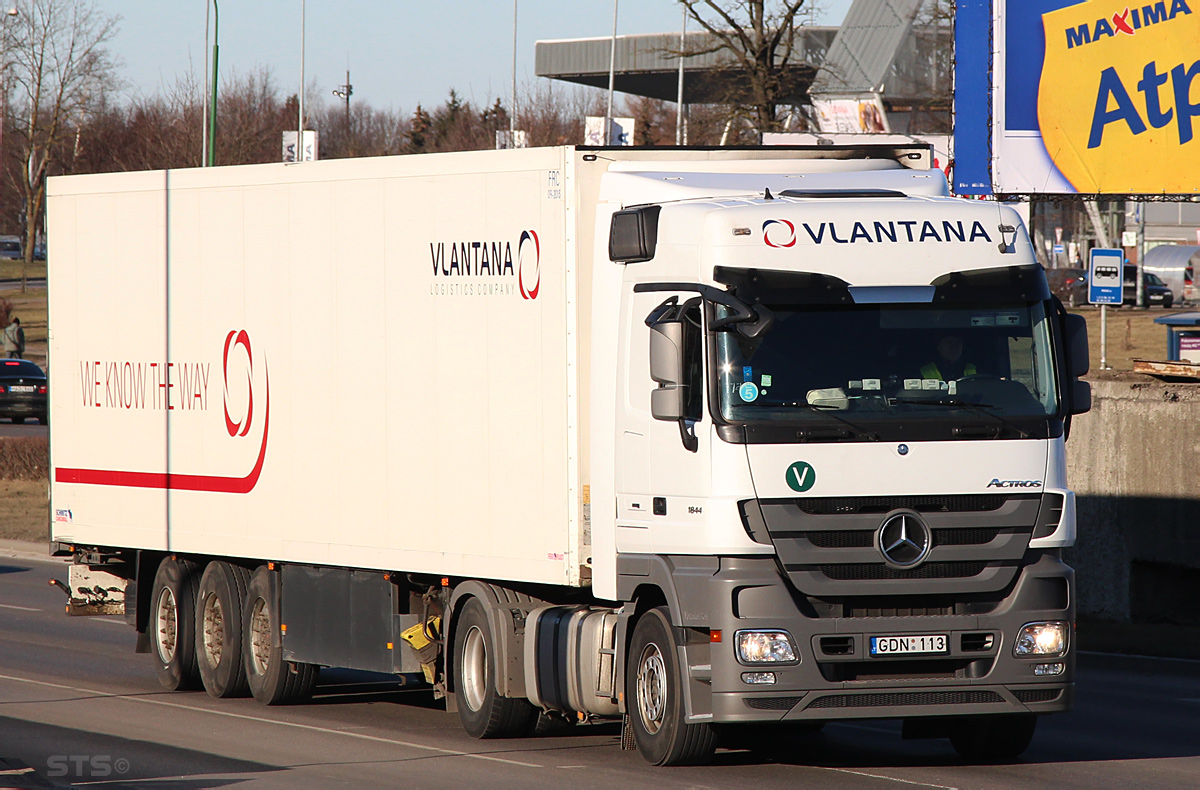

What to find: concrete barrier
left=1066, top=373, right=1200, bottom=624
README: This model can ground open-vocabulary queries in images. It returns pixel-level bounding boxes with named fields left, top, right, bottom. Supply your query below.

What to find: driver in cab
left=921, top=334, right=977, bottom=381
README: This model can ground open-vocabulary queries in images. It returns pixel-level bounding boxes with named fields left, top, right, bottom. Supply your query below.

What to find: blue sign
left=738, top=382, right=760, bottom=402
left=1088, top=248, right=1124, bottom=305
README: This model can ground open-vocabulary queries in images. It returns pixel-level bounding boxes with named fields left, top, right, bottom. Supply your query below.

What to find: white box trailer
left=48, top=145, right=1092, bottom=765
left=51, top=146, right=596, bottom=587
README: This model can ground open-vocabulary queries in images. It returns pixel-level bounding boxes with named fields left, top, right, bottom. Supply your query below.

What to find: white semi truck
left=47, top=145, right=1090, bottom=765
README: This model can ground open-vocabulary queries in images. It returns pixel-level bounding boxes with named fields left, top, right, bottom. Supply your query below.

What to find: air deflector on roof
left=778, top=189, right=906, bottom=199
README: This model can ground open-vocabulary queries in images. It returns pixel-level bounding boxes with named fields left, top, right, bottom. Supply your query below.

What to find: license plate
left=9, top=385, right=33, bottom=393
left=869, top=634, right=948, bottom=656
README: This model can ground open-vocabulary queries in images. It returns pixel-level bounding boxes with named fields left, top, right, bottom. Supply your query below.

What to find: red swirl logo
left=518, top=230, right=540, bottom=300
left=763, top=219, right=796, bottom=248
left=223, top=329, right=254, bottom=438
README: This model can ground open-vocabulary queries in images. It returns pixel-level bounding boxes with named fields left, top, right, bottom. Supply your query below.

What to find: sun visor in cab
left=929, top=265, right=1051, bottom=303
left=609, top=206, right=662, bottom=263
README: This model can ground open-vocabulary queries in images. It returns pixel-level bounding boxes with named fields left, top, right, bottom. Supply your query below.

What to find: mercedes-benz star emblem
left=876, top=512, right=932, bottom=568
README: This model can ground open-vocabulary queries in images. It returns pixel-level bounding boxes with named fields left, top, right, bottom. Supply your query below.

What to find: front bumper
left=0, top=394, right=47, bottom=418
left=693, top=553, right=1074, bottom=724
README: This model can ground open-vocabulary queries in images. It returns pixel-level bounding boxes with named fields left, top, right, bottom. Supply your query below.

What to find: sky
left=104, top=1, right=853, bottom=114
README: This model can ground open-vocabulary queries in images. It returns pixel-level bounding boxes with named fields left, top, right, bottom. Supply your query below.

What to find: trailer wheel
left=196, top=561, right=252, bottom=698
left=242, top=565, right=318, bottom=705
left=949, top=714, right=1037, bottom=762
left=151, top=556, right=203, bottom=691
left=627, top=606, right=717, bottom=766
left=454, top=597, right=536, bottom=738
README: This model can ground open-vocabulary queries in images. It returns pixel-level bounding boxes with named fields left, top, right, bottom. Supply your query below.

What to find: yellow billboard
left=1037, top=0, right=1199, bottom=193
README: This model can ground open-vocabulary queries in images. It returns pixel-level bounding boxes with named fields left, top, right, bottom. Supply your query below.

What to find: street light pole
left=605, top=0, right=618, bottom=145
left=206, top=0, right=219, bottom=167
left=201, top=0, right=209, bottom=166
left=0, top=7, right=16, bottom=181
left=676, top=4, right=686, bottom=145
left=510, top=0, right=516, bottom=146
left=298, top=0, right=305, bottom=160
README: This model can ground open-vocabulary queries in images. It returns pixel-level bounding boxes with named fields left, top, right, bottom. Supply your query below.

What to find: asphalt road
left=0, top=420, right=46, bottom=438
left=1, top=551, right=1198, bottom=789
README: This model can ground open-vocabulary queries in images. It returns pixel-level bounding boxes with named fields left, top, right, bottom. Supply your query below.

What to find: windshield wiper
left=764, top=402, right=880, bottom=441
left=889, top=397, right=1030, bottom=439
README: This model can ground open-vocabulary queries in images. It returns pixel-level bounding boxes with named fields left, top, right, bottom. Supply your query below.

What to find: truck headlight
left=735, top=630, right=798, bottom=664
left=1013, top=621, right=1069, bottom=658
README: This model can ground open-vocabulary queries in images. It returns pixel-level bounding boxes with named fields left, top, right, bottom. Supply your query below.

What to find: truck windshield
left=714, top=299, right=1060, bottom=429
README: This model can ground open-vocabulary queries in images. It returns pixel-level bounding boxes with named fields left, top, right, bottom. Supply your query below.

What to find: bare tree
left=680, top=0, right=812, bottom=134
left=6, top=0, right=118, bottom=290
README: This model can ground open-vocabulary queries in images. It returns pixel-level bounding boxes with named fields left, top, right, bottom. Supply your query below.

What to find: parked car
left=0, top=359, right=47, bottom=423
left=0, top=235, right=20, bottom=261
left=1123, top=268, right=1174, bottom=307
left=1047, top=267, right=1088, bottom=306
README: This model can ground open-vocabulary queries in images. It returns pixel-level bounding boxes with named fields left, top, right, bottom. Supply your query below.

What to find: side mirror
left=1063, top=313, right=1091, bottom=416
left=649, top=320, right=686, bottom=421
left=1065, top=313, right=1089, bottom=378
left=1071, top=380, right=1091, bottom=414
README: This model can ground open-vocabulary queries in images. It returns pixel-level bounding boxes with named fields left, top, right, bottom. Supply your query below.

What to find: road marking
left=0, top=673, right=543, bottom=769
left=0, top=603, right=40, bottom=612
left=809, top=766, right=958, bottom=789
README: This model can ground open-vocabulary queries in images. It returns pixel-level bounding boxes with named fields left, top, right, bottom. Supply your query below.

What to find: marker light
left=735, top=630, right=798, bottom=664
left=742, top=672, right=776, bottom=685
left=1013, top=621, right=1069, bottom=658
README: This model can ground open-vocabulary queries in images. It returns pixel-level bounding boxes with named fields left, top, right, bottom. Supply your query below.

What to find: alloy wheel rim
left=636, top=642, right=668, bottom=734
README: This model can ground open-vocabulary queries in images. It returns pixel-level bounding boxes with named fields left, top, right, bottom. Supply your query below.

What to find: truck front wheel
left=242, top=565, right=318, bottom=705
left=454, top=597, right=536, bottom=738
left=949, top=714, right=1037, bottom=761
left=196, top=561, right=252, bottom=698
left=627, top=606, right=717, bottom=766
left=151, top=557, right=203, bottom=691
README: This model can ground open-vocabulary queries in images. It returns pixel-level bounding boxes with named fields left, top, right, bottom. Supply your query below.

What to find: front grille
left=808, top=530, right=874, bottom=548
left=844, top=603, right=955, bottom=617
left=818, top=562, right=988, bottom=581
left=1014, top=688, right=1062, bottom=704
left=795, top=495, right=1010, bottom=516
left=806, top=690, right=1004, bottom=709
left=757, top=493, right=1042, bottom=596
left=935, top=528, right=1001, bottom=545
left=805, top=527, right=1000, bottom=549
left=745, top=696, right=803, bottom=711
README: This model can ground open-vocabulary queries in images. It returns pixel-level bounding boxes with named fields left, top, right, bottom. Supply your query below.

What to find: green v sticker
left=786, top=461, right=816, bottom=493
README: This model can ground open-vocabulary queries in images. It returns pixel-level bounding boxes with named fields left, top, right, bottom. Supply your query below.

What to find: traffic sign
left=1088, top=248, right=1124, bottom=305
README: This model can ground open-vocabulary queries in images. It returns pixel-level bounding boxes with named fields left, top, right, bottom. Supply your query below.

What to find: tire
left=196, top=561, right=252, bottom=698
left=151, top=556, right=203, bottom=691
left=242, top=565, right=318, bottom=705
left=454, top=597, right=536, bottom=739
left=626, top=606, right=717, bottom=766
left=949, top=714, right=1037, bottom=762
